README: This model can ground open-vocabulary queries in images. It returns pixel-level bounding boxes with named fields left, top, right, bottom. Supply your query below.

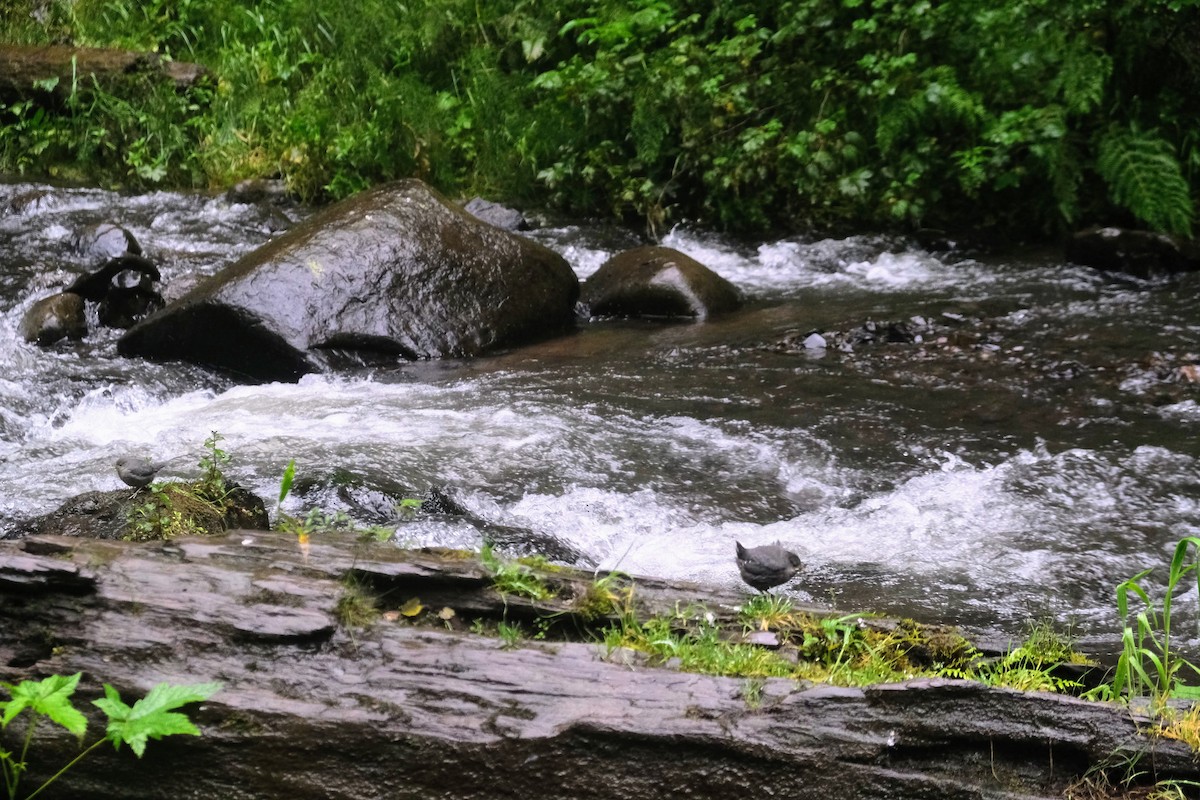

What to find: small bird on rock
left=115, top=456, right=164, bottom=494
left=735, top=540, right=802, bottom=593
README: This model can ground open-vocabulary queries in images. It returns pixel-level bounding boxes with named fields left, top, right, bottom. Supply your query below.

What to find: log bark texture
left=0, top=531, right=1194, bottom=799
left=0, top=44, right=209, bottom=98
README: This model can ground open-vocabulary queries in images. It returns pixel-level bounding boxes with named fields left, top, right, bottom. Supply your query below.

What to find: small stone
left=742, top=631, right=781, bottom=648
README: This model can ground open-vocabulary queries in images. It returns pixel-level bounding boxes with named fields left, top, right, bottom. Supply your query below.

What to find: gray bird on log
left=735, top=541, right=802, bottom=592
left=115, top=456, right=164, bottom=492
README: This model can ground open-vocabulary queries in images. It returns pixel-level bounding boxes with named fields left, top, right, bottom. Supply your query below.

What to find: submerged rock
left=118, top=179, right=580, bottom=382
left=582, top=245, right=742, bottom=319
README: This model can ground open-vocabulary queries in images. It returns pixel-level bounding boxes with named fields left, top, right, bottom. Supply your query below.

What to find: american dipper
left=735, top=541, right=802, bottom=592
left=115, top=456, right=164, bottom=491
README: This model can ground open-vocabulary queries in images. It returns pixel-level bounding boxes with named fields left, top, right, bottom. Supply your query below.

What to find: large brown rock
left=1, top=530, right=1195, bottom=800
left=19, top=291, right=85, bottom=345
left=582, top=245, right=742, bottom=319
left=117, top=180, right=579, bottom=382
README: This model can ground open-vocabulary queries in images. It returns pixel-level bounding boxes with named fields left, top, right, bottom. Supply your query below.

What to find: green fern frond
left=1054, top=43, right=1111, bottom=115
left=876, top=95, right=926, bottom=156
left=1097, top=126, right=1195, bottom=237
left=876, top=67, right=984, bottom=155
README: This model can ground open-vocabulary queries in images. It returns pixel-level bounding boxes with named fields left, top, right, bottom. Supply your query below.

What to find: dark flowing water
left=3, top=180, right=1199, bottom=655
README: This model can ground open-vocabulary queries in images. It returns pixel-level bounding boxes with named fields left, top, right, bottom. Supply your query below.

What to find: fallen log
left=0, top=530, right=1193, bottom=799
left=0, top=44, right=209, bottom=99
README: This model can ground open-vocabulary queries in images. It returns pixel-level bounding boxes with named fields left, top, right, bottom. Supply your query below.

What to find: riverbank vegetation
left=1, top=674, right=219, bottom=800
left=1, top=0, right=1197, bottom=238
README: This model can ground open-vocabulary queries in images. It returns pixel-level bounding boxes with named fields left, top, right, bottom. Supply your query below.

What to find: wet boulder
left=582, top=245, right=742, bottom=319
left=21, top=254, right=164, bottom=346
left=19, top=291, right=86, bottom=345
left=117, top=179, right=580, bottom=382
left=10, top=484, right=270, bottom=541
left=1066, top=227, right=1200, bottom=278
left=65, top=253, right=165, bottom=328
left=66, top=254, right=160, bottom=302
left=71, top=222, right=142, bottom=263
left=463, top=196, right=529, bottom=231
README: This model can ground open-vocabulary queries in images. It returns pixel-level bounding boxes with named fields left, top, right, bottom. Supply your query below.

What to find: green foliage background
left=1, top=0, right=1197, bottom=237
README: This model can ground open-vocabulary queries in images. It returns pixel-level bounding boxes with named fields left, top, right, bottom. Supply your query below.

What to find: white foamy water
left=660, top=227, right=989, bottom=296
left=3, top=181, right=1200, bottom=649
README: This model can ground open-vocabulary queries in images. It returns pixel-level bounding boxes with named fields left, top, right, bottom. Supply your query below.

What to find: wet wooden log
left=0, top=530, right=1194, bottom=799
left=0, top=44, right=209, bottom=98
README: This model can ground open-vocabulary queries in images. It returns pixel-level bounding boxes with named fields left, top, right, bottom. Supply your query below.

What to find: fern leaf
left=1055, top=43, right=1111, bottom=115
left=1097, top=127, right=1194, bottom=237
left=876, top=67, right=983, bottom=156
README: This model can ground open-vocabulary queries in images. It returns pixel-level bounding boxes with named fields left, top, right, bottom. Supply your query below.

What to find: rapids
left=2, top=180, right=1198, bottom=654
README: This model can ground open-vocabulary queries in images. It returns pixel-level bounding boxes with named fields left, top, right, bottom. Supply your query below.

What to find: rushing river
left=2, top=180, right=1199, bottom=655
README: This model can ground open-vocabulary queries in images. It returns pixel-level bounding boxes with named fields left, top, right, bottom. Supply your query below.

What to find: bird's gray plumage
left=115, top=456, right=164, bottom=489
left=735, top=540, right=802, bottom=592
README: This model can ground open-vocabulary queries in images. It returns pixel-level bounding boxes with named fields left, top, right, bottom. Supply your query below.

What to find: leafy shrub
left=1, top=674, right=220, bottom=799
left=1, top=0, right=1196, bottom=236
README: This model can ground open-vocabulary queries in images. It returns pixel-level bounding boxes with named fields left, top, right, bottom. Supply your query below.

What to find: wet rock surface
left=463, top=196, right=529, bottom=231
left=1, top=530, right=1196, bottom=800
left=763, top=306, right=1200, bottom=429
left=6, top=484, right=269, bottom=541
left=282, top=473, right=592, bottom=565
left=18, top=290, right=85, bottom=344
left=118, top=179, right=580, bottom=382
left=582, top=245, right=742, bottom=319
left=1067, top=227, right=1200, bottom=278
left=70, top=222, right=142, bottom=263
left=21, top=254, right=165, bottom=344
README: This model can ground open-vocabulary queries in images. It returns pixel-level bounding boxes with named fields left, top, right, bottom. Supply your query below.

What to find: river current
left=2, top=181, right=1198, bottom=655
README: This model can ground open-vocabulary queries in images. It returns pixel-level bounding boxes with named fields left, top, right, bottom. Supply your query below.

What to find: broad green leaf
left=1, top=673, right=87, bottom=736
left=95, top=682, right=221, bottom=758
left=278, top=459, right=296, bottom=506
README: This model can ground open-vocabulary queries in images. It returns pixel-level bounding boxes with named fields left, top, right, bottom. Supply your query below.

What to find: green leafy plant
left=740, top=677, right=765, bottom=709
left=123, top=432, right=237, bottom=541
left=335, top=577, right=379, bottom=628
left=1097, top=125, right=1195, bottom=238
left=497, top=620, right=524, bottom=649
left=196, top=431, right=231, bottom=502
left=573, top=571, right=634, bottom=622
left=1104, top=537, right=1200, bottom=710
left=395, top=498, right=422, bottom=517
left=5, top=0, right=1197, bottom=235
left=974, top=619, right=1090, bottom=693
left=1, top=673, right=220, bottom=800
left=739, top=594, right=799, bottom=632
left=480, top=543, right=555, bottom=601
left=125, top=483, right=227, bottom=542
left=607, top=613, right=795, bottom=678
left=277, top=458, right=296, bottom=512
